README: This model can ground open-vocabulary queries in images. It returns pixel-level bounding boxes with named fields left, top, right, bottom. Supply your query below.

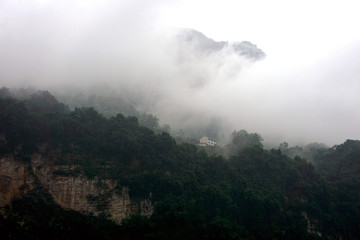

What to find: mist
left=1, top=0, right=360, bottom=146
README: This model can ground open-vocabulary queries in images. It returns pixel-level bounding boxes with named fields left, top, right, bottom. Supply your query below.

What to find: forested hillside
left=0, top=88, right=359, bottom=239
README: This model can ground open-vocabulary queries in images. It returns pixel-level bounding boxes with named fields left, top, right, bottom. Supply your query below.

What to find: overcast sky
left=160, top=0, right=360, bottom=60
left=1, top=0, right=360, bottom=146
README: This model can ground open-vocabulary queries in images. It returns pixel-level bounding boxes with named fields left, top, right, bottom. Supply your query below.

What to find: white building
left=198, top=136, right=217, bottom=147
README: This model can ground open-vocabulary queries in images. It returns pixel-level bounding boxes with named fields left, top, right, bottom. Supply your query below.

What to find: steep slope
left=1, top=89, right=360, bottom=239
left=312, top=140, right=360, bottom=239
left=0, top=155, right=153, bottom=224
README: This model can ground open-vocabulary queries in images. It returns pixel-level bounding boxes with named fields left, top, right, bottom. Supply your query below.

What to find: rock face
left=302, top=212, right=322, bottom=237
left=0, top=157, right=35, bottom=206
left=0, top=155, right=153, bottom=224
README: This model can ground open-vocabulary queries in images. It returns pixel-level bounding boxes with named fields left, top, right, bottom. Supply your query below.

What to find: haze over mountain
left=1, top=0, right=360, bottom=146
left=1, top=86, right=360, bottom=239
left=1, top=2, right=360, bottom=238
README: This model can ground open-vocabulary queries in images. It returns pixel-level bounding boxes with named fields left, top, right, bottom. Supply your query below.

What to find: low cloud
left=1, top=0, right=360, bottom=146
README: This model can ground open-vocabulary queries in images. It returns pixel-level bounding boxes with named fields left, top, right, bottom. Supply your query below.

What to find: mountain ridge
left=177, top=28, right=266, bottom=61
left=1, top=88, right=360, bottom=239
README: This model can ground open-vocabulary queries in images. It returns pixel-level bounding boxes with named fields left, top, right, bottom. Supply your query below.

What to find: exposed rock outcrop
left=302, top=212, right=322, bottom=237
left=0, top=155, right=153, bottom=224
left=0, top=157, right=35, bottom=206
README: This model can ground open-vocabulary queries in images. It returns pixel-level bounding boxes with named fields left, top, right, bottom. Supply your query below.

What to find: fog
left=1, top=0, right=360, bottom=146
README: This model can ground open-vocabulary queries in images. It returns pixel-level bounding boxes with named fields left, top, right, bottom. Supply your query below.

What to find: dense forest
left=0, top=87, right=359, bottom=239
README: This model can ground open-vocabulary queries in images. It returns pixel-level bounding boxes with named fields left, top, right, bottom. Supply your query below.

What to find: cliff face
left=0, top=157, right=35, bottom=206
left=0, top=155, right=153, bottom=224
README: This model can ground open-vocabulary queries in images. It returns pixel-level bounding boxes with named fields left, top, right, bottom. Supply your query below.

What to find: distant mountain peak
left=176, top=28, right=266, bottom=61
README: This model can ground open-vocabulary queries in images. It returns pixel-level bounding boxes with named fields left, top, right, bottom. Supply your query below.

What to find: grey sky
left=1, top=0, right=360, bottom=146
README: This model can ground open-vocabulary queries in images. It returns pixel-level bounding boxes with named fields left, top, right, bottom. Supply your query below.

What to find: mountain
left=177, top=28, right=266, bottom=61
left=1, top=88, right=360, bottom=239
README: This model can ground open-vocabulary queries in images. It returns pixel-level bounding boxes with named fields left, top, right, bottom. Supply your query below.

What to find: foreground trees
left=1, top=90, right=359, bottom=239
